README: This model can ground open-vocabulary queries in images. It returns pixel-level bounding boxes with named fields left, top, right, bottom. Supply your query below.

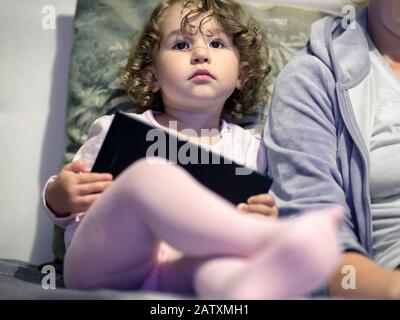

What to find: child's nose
left=191, top=47, right=210, bottom=64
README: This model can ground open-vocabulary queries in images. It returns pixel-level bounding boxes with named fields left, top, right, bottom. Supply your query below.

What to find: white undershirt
left=368, top=35, right=400, bottom=269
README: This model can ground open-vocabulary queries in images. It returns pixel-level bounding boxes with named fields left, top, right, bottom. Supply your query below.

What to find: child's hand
left=237, top=193, right=278, bottom=219
left=45, top=160, right=113, bottom=217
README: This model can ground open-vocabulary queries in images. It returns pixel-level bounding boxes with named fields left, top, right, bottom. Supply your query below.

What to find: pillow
left=52, top=0, right=365, bottom=265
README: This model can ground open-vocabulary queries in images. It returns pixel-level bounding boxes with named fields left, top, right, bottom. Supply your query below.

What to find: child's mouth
left=189, top=69, right=215, bottom=80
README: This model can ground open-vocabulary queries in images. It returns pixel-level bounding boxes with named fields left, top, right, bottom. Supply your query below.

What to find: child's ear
left=236, top=61, right=249, bottom=90
left=142, top=66, right=160, bottom=93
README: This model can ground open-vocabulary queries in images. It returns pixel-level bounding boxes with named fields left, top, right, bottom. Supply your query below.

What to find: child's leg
left=64, top=157, right=280, bottom=290
left=64, top=158, right=341, bottom=298
left=193, top=207, right=342, bottom=299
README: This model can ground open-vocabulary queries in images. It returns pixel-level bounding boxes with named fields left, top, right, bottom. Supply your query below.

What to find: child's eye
left=173, top=41, right=190, bottom=50
left=209, top=40, right=224, bottom=49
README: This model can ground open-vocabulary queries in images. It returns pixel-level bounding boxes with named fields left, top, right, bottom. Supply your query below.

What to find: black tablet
left=92, top=111, right=273, bottom=205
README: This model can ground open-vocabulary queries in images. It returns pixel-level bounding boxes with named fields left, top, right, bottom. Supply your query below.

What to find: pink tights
left=63, top=158, right=342, bottom=299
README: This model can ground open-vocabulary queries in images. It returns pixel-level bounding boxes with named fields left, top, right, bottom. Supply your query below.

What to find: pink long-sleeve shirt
left=43, top=110, right=268, bottom=246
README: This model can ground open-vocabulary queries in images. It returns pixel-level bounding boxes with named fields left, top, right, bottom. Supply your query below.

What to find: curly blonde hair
left=120, top=0, right=270, bottom=122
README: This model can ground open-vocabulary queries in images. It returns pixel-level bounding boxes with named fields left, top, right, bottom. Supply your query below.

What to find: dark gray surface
left=0, top=259, right=187, bottom=300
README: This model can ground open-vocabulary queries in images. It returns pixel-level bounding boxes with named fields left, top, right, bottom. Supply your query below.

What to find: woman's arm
left=330, top=252, right=400, bottom=299
left=265, top=52, right=374, bottom=295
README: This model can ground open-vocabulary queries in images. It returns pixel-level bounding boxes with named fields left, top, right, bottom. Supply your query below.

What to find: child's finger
left=237, top=203, right=248, bottom=211
left=245, top=204, right=278, bottom=217
left=77, top=181, right=113, bottom=195
left=247, top=193, right=275, bottom=206
left=74, top=194, right=102, bottom=212
left=77, top=172, right=113, bottom=184
left=64, top=160, right=90, bottom=173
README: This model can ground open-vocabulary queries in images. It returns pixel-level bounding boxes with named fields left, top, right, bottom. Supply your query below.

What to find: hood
left=308, top=8, right=370, bottom=88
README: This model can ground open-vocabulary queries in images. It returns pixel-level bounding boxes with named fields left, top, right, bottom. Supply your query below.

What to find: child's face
left=146, top=3, right=248, bottom=113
